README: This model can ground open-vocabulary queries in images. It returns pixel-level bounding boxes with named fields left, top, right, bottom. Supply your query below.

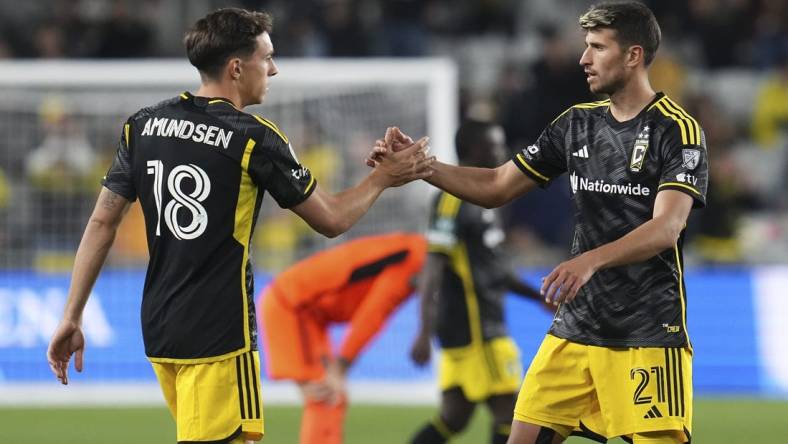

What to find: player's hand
left=299, top=380, right=334, bottom=403
left=541, top=252, right=599, bottom=306
left=47, top=319, right=85, bottom=385
left=366, top=127, right=417, bottom=168
left=409, top=332, right=431, bottom=367
left=373, top=133, right=434, bottom=187
left=324, top=358, right=348, bottom=405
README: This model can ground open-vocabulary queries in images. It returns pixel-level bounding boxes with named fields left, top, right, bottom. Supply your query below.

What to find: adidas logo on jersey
left=572, top=145, right=589, bottom=158
left=643, top=405, right=664, bottom=419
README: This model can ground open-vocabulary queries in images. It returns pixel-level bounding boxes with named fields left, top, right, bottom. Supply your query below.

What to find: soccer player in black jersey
left=408, top=121, right=545, bottom=444
left=372, top=2, right=707, bottom=443
left=46, top=8, right=432, bottom=444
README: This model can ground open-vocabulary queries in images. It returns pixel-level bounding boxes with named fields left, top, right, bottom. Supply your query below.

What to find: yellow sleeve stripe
left=659, top=182, right=701, bottom=196
left=550, top=100, right=610, bottom=125
left=304, top=175, right=316, bottom=195
left=123, top=123, right=130, bottom=147
left=253, top=115, right=289, bottom=144
left=664, top=97, right=701, bottom=146
left=179, top=93, right=189, bottom=99
left=654, top=101, right=691, bottom=146
left=515, top=153, right=549, bottom=182
left=437, top=192, right=461, bottom=218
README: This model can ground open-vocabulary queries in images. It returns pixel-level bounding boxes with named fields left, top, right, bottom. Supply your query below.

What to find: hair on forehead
left=579, top=1, right=661, bottom=66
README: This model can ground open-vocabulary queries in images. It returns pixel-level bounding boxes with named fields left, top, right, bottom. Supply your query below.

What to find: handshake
left=365, top=126, right=435, bottom=187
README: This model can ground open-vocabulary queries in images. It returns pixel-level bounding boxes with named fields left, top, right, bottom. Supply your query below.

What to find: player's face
left=579, top=28, right=628, bottom=95
left=239, top=32, right=278, bottom=106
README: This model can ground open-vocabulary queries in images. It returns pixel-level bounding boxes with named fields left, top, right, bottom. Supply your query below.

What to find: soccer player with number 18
left=46, top=7, right=432, bottom=444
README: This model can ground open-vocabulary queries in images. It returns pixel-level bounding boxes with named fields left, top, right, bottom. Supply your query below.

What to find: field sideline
left=1, top=398, right=786, bottom=443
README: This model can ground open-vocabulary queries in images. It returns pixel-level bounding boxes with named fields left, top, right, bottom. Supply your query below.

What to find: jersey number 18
left=146, top=160, right=210, bottom=240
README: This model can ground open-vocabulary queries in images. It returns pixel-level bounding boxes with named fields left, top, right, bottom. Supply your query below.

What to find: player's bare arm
left=47, top=187, right=131, bottom=385
left=410, top=254, right=447, bottom=366
left=292, top=135, right=433, bottom=237
left=542, top=190, right=694, bottom=306
left=369, top=128, right=538, bottom=208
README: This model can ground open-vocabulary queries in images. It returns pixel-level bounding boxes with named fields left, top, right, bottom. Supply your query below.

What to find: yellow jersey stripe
left=208, top=98, right=234, bottom=106
left=179, top=93, right=188, bottom=99
left=233, top=138, right=259, bottom=353
left=673, top=245, right=691, bottom=349
left=664, top=97, right=701, bottom=146
left=550, top=100, right=610, bottom=125
left=253, top=115, right=289, bottom=144
left=659, top=182, right=701, bottom=196
left=123, top=123, right=130, bottom=147
left=303, top=175, right=316, bottom=195
left=437, top=192, right=461, bottom=218
left=655, top=102, right=690, bottom=145
left=515, top=153, right=549, bottom=182
left=452, top=243, right=483, bottom=346
left=660, top=99, right=695, bottom=145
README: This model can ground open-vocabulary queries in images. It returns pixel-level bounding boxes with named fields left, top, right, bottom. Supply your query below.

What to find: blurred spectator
left=751, top=57, right=788, bottom=147
left=25, top=97, right=98, bottom=269
left=686, top=0, right=757, bottom=68
left=378, top=0, right=429, bottom=56
left=321, top=0, right=370, bottom=56
left=94, top=0, right=153, bottom=58
left=750, top=0, right=788, bottom=70
left=33, top=22, right=67, bottom=58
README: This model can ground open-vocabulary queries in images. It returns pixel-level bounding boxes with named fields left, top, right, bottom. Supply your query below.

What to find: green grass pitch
left=1, top=399, right=786, bottom=443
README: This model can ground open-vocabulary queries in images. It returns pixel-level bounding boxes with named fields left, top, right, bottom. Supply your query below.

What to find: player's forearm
left=506, top=272, right=541, bottom=301
left=319, top=171, right=387, bottom=237
left=585, top=214, right=684, bottom=271
left=63, top=219, right=119, bottom=323
left=416, top=257, right=444, bottom=335
left=425, top=162, right=509, bottom=209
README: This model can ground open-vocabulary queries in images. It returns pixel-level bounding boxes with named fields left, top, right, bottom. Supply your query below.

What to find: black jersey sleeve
left=656, top=122, right=708, bottom=208
left=101, top=119, right=137, bottom=201
left=247, top=130, right=317, bottom=209
left=511, top=113, right=568, bottom=187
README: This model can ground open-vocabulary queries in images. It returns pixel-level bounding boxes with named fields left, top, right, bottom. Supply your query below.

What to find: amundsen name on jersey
left=140, top=118, right=233, bottom=149
left=570, top=172, right=651, bottom=196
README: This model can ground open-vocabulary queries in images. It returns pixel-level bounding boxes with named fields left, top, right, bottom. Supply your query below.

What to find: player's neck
left=195, top=82, right=243, bottom=109
left=607, top=75, right=655, bottom=122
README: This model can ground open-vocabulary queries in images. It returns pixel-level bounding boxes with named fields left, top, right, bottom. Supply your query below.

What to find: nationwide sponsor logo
left=682, top=148, right=700, bottom=170
left=570, top=172, right=651, bottom=196
left=630, top=126, right=650, bottom=172
left=676, top=172, right=698, bottom=186
left=572, top=145, right=589, bottom=158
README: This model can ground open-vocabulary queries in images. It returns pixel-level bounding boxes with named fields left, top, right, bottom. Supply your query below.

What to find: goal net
left=0, top=59, right=457, bottom=404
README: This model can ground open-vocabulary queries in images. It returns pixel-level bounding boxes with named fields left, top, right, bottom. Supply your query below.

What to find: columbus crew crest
left=681, top=149, right=700, bottom=170
left=630, top=126, right=650, bottom=172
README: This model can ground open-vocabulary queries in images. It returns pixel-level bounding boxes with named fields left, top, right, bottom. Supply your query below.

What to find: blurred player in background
left=258, top=232, right=426, bottom=444
left=409, top=120, right=546, bottom=444
left=46, top=7, right=432, bottom=444
left=372, top=2, right=708, bottom=443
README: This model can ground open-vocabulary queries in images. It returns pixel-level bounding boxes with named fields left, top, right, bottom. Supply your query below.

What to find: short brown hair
left=184, top=8, right=273, bottom=79
left=579, top=1, right=661, bottom=66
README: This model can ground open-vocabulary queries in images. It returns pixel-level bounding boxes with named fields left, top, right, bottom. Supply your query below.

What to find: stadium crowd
left=0, top=0, right=787, bottom=267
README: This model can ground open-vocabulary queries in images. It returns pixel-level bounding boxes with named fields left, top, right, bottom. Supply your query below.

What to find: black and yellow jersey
left=102, top=92, right=316, bottom=363
left=426, top=192, right=511, bottom=349
left=512, top=92, right=708, bottom=348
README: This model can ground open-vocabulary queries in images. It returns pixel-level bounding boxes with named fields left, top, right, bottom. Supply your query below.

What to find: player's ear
left=228, top=57, right=242, bottom=80
left=626, top=45, right=644, bottom=68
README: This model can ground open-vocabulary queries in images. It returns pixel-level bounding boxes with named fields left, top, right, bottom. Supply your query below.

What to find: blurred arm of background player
left=410, top=253, right=446, bottom=366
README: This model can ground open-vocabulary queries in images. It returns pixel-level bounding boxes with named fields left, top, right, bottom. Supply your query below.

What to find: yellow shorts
left=514, top=335, right=692, bottom=442
left=439, top=336, right=522, bottom=402
left=151, top=350, right=264, bottom=443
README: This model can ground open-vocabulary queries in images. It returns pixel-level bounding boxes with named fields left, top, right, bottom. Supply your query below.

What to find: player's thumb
left=397, top=136, right=429, bottom=155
